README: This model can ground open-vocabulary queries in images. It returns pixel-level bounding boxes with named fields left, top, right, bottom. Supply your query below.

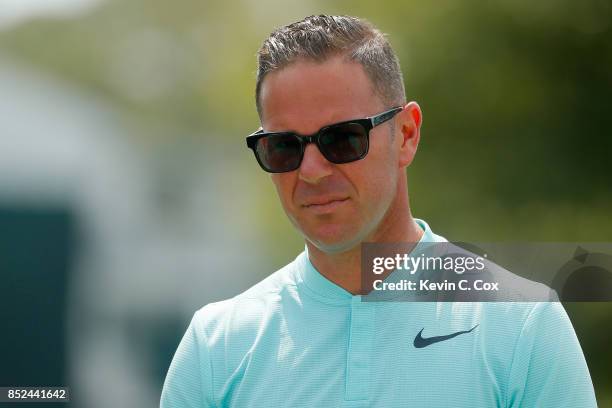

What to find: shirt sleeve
left=507, top=301, right=597, bottom=407
left=160, top=310, right=216, bottom=408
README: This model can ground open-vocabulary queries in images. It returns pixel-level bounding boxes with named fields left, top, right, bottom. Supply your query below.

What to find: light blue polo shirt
left=161, top=219, right=597, bottom=407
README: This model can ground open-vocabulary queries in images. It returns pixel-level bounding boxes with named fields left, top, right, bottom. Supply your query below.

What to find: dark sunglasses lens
left=319, top=123, right=368, bottom=163
left=256, top=133, right=302, bottom=172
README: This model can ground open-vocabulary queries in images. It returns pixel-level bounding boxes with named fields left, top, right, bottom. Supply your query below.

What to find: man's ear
left=397, top=101, right=422, bottom=168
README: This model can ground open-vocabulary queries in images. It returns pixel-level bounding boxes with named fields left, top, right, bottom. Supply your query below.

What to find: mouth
left=302, top=197, right=350, bottom=213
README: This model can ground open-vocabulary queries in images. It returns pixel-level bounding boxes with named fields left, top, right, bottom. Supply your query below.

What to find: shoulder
left=191, top=257, right=301, bottom=345
left=439, top=242, right=558, bottom=302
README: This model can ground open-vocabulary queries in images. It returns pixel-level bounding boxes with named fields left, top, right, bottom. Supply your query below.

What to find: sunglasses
left=246, top=106, right=403, bottom=173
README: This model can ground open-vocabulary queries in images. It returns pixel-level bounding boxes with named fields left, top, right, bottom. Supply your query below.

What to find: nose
left=298, top=142, right=333, bottom=184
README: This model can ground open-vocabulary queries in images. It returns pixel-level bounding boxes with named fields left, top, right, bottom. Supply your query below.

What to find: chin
left=304, top=224, right=364, bottom=254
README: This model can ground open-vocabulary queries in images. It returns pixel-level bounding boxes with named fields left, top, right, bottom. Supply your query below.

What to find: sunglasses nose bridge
left=298, top=135, right=334, bottom=180
left=303, top=131, right=335, bottom=162
left=301, top=134, right=318, bottom=146
left=298, top=133, right=321, bottom=158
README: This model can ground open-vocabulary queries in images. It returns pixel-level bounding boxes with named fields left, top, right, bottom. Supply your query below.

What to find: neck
left=305, top=181, right=423, bottom=295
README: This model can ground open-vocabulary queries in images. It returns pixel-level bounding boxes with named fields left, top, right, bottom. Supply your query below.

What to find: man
left=161, top=15, right=596, bottom=407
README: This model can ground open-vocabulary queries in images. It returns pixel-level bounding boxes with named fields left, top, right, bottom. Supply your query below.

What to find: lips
left=301, top=197, right=350, bottom=214
left=302, top=197, right=349, bottom=207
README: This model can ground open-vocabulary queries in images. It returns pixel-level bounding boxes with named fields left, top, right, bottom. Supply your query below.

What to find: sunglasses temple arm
left=371, top=107, right=403, bottom=127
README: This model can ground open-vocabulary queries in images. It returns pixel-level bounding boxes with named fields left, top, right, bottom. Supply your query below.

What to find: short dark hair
left=255, top=15, right=406, bottom=118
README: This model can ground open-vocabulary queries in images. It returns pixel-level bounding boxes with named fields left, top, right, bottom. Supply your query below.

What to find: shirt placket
left=344, top=295, right=375, bottom=405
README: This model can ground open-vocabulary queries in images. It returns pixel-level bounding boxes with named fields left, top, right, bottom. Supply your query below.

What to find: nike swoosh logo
left=413, top=324, right=479, bottom=348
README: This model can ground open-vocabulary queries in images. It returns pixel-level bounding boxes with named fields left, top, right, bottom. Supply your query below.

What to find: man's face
left=259, top=56, right=404, bottom=253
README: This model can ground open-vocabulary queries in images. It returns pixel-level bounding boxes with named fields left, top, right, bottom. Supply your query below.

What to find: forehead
left=259, top=55, right=384, bottom=133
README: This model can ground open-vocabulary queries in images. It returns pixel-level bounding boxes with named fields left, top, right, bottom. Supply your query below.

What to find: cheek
left=271, top=174, right=296, bottom=210
left=357, top=147, right=398, bottom=199
left=364, top=172, right=396, bottom=207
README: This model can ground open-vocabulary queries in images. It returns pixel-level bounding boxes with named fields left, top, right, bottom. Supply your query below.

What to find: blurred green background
left=0, top=0, right=610, bottom=406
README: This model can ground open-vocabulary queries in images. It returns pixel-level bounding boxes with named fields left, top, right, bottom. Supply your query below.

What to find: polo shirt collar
left=296, top=218, right=437, bottom=302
